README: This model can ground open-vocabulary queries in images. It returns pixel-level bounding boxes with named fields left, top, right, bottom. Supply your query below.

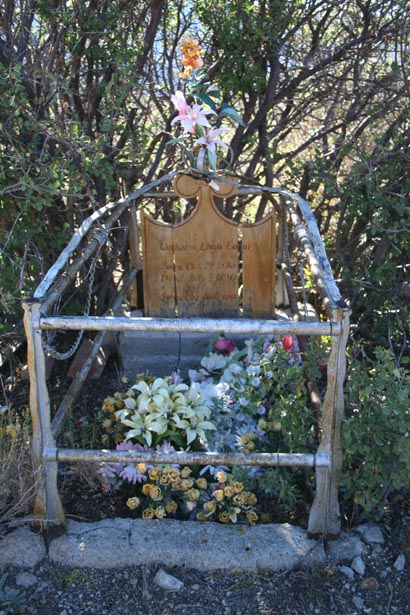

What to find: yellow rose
left=165, top=500, right=178, bottom=514
left=213, top=489, right=224, bottom=502
left=197, top=512, right=207, bottom=522
left=160, top=473, right=171, bottom=486
left=187, top=488, right=200, bottom=501
left=233, top=481, right=244, bottom=494
left=171, top=477, right=182, bottom=490
left=195, top=478, right=208, bottom=490
left=137, top=463, right=147, bottom=475
left=168, top=469, right=180, bottom=482
left=204, top=500, right=217, bottom=514
left=149, top=468, right=160, bottom=481
left=223, top=485, right=235, bottom=498
left=181, top=478, right=194, bottom=491
left=126, top=497, right=140, bottom=510
left=245, top=492, right=257, bottom=506
left=150, top=486, right=163, bottom=501
left=142, top=483, right=152, bottom=496
left=219, top=511, right=230, bottom=523
left=216, top=471, right=227, bottom=484
left=239, top=434, right=251, bottom=445
left=233, top=493, right=246, bottom=506
left=142, top=508, right=155, bottom=519
left=246, top=511, right=258, bottom=525
left=180, top=466, right=192, bottom=478
left=155, top=506, right=166, bottom=519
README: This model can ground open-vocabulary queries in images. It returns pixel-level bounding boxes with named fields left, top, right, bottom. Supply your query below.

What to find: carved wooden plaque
left=141, top=174, right=277, bottom=318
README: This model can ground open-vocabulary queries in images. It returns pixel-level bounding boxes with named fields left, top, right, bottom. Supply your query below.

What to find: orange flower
left=179, top=35, right=203, bottom=79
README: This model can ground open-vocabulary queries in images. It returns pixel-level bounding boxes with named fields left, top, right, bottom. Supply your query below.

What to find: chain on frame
left=42, top=229, right=108, bottom=361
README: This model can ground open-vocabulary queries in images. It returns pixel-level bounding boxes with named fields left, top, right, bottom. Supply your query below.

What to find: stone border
left=0, top=519, right=366, bottom=572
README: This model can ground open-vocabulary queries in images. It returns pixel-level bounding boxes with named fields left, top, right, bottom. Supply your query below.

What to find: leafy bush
left=341, top=345, right=410, bottom=521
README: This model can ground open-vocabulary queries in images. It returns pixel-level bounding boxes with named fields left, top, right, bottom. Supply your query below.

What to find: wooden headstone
left=141, top=174, right=277, bottom=318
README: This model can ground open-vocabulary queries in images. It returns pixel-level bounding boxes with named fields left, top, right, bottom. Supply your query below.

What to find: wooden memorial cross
left=141, top=174, right=277, bottom=318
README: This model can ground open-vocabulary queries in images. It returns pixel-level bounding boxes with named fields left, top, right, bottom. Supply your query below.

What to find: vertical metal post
left=308, top=307, right=350, bottom=537
left=22, top=299, right=65, bottom=531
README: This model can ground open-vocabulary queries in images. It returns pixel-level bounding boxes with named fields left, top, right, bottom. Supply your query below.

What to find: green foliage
left=333, top=118, right=410, bottom=349
left=0, top=1, right=148, bottom=344
left=195, top=0, right=293, bottom=95
left=341, top=345, right=410, bottom=520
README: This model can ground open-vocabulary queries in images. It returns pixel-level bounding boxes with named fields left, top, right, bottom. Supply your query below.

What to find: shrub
left=341, top=345, right=410, bottom=521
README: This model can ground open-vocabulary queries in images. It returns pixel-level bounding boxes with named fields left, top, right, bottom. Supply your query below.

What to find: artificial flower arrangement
left=101, top=376, right=215, bottom=449
left=189, top=334, right=315, bottom=457
left=168, top=35, right=244, bottom=172
left=98, top=330, right=326, bottom=523
left=98, top=372, right=258, bottom=523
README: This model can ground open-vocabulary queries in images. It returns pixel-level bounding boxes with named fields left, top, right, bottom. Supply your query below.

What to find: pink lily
left=171, top=90, right=189, bottom=115
left=195, top=127, right=228, bottom=153
left=171, top=102, right=216, bottom=134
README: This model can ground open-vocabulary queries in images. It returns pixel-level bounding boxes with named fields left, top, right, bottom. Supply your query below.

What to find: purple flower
left=119, top=463, right=147, bottom=484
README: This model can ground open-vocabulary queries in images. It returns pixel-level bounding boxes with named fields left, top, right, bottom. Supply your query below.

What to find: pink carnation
left=214, top=337, right=235, bottom=356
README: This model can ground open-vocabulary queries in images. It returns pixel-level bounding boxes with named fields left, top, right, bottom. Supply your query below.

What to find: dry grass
left=0, top=406, right=38, bottom=527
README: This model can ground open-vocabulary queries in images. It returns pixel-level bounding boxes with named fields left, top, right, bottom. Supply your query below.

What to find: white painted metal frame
left=23, top=172, right=350, bottom=537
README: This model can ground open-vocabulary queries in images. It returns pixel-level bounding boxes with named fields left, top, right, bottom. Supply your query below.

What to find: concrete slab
left=120, top=330, right=251, bottom=380
left=48, top=519, right=325, bottom=571
left=120, top=331, right=211, bottom=379
left=0, top=521, right=367, bottom=572
left=0, top=526, right=46, bottom=568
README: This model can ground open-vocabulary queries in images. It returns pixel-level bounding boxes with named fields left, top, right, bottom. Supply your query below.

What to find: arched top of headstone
left=141, top=174, right=277, bottom=318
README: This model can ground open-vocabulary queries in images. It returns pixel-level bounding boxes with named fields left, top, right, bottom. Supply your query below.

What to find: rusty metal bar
left=38, top=315, right=340, bottom=337
left=44, top=447, right=330, bottom=468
